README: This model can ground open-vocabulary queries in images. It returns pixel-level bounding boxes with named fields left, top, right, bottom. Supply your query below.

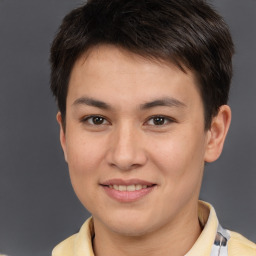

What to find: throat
left=92, top=217, right=202, bottom=256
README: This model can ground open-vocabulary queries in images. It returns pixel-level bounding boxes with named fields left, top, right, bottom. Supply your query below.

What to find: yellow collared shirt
left=52, top=201, right=256, bottom=256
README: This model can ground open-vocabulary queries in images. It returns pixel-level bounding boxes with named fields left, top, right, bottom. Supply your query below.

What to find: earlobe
left=204, top=105, right=231, bottom=163
left=56, top=112, right=68, bottom=162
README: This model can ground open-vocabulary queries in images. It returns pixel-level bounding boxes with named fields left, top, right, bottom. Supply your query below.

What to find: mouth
left=104, top=184, right=154, bottom=191
left=100, top=179, right=156, bottom=202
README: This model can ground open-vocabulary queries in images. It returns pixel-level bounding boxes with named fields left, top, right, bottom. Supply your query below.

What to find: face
left=58, top=45, right=228, bottom=237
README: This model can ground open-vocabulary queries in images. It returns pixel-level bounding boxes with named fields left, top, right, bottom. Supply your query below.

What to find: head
left=50, top=0, right=233, bottom=239
left=50, top=0, right=234, bottom=130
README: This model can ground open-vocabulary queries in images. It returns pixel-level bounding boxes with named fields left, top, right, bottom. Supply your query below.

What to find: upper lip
left=100, top=179, right=155, bottom=186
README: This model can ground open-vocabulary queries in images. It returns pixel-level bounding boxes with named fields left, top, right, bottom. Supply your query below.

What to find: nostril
left=109, top=162, right=141, bottom=171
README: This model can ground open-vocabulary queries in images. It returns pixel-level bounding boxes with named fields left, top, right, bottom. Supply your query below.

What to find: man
left=50, top=0, right=256, bottom=255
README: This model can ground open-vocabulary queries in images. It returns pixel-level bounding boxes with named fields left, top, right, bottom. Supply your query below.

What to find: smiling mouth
left=105, top=184, right=155, bottom=191
left=100, top=179, right=156, bottom=202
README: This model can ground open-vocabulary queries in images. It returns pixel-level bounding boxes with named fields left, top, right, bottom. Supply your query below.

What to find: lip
left=100, top=179, right=156, bottom=202
left=101, top=178, right=154, bottom=186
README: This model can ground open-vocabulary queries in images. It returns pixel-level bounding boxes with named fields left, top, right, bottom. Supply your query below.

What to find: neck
left=93, top=203, right=202, bottom=256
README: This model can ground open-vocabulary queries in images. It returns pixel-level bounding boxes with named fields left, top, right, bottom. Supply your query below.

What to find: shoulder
left=228, top=230, right=256, bottom=256
left=52, top=217, right=94, bottom=256
left=52, top=233, right=77, bottom=256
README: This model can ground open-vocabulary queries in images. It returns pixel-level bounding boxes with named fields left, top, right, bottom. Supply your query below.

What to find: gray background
left=0, top=0, right=255, bottom=255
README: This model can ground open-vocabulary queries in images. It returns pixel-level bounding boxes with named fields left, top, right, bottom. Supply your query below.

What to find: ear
left=204, top=105, right=231, bottom=163
left=56, top=112, right=68, bottom=162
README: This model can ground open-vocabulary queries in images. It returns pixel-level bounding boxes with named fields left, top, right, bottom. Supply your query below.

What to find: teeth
left=119, top=185, right=126, bottom=191
left=109, top=184, right=150, bottom=191
left=135, top=184, right=142, bottom=190
left=127, top=185, right=135, bottom=191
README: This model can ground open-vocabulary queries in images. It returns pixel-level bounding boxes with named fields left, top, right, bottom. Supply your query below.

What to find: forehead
left=68, top=45, right=202, bottom=108
left=73, top=45, right=193, bottom=79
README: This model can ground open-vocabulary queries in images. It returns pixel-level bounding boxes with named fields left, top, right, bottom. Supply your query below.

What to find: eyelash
left=145, top=115, right=176, bottom=126
left=80, top=115, right=110, bottom=125
left=80, top=115, right=176, bottom=127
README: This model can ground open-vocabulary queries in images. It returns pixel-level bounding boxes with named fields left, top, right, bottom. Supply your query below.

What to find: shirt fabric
left=52, top=201, right=256, bottom=256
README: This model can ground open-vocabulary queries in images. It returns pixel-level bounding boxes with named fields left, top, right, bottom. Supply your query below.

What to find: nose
left=106, top=123, right=147, bottom=171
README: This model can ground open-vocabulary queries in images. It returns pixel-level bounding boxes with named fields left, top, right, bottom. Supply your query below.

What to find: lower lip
left=102, top=186, right=156, bottom=202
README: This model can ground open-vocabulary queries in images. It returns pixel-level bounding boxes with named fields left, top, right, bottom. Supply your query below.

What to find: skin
left=57, top=45, right=231, bottom=256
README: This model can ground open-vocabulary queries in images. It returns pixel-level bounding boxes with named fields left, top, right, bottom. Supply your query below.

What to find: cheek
left=66, top=133, right=103, bottom=171
left=64, top=133, right=106, bottom=200
left=65, top=134, right=105, bottom=211
left=150, top=130, right=206, bottom=188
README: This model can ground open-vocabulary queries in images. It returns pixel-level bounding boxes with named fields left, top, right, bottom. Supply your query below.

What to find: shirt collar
left=72, top=201, right=227, bottom=256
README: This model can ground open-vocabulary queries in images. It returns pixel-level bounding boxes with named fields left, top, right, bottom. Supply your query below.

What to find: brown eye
left=146, top=115, right=175, bottom=126
left=152, top=117, right=165, bottom=125
left=82, top=115, right=109, bottom=125
left=92, top=116, right=104, bottom=125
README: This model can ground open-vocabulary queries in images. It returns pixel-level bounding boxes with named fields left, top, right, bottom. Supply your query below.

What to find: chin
left=103, top=212, right=157, bottom=237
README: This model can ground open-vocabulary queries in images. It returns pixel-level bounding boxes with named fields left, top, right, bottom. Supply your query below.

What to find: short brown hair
left=50, top=0, right=234, bottom=129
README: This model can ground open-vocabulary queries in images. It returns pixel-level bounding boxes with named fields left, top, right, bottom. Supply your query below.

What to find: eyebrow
left=72, top=96, right=186, bottom=110
left=140, top=97, right=187, bottom=110
left=72, top=97, right=111, bottom=110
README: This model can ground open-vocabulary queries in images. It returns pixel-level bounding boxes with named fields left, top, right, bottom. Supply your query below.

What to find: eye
left=146, top=116, right=174, bottom=126
left=81, top=115, right=110, bottom=125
